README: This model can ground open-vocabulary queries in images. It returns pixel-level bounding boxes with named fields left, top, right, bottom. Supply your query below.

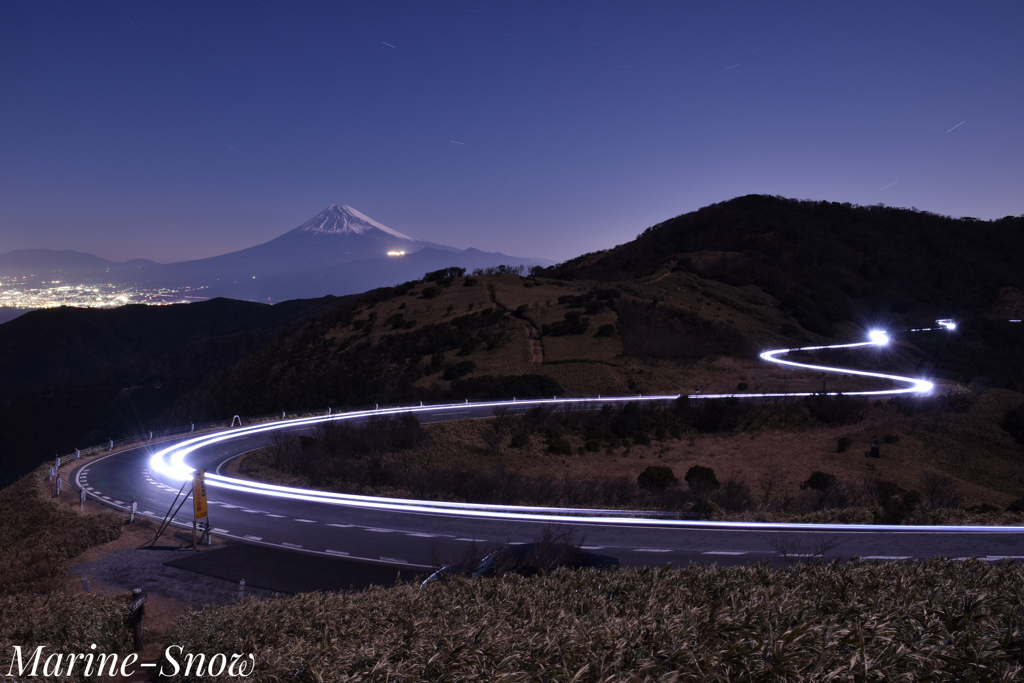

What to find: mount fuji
left=130, top=205, right=552, bottom=301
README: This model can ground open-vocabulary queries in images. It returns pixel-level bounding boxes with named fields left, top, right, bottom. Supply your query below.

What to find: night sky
left=2, top=1, right=1021, bottom=264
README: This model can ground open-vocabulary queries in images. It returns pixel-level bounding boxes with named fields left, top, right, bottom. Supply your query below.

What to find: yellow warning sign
left=192, top=470, right=208, bottom=520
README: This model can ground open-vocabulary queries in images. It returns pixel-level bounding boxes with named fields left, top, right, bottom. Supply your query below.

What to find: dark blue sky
left=2, top=1, right=1021, bottom=263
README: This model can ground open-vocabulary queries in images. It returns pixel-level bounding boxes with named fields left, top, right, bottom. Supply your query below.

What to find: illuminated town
left=0, top=276, right=208, bottom=310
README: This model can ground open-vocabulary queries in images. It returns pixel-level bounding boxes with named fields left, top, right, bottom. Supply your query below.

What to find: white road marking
left=633, top=548, right=672, bottom=553
left=265, top=514, right=285, bottom=518
left=581, top=546, right=605, bottom=550
left=282, top=542, right=303, bottom=549
left=380, top=556, right=407, bottom=563
left=407, top=533, right=436, bottom=538
left=244, top=535, right=262, bottom=541
left=863, top=556, right=911, bottom=560
left=702, top=551, right=746, bottom=555
left=327, top=523, right=355, bottom=528
left=242, top=509, right=263, bottom=513
left=364, top=527, right=393, bottom=533
left=455, top=538, right=488, bottom=542
left=294, top=519, right=317, bottom=523
left=211, top=528, right=230, bottom=534
left=325, top=549, right=350, bottom=556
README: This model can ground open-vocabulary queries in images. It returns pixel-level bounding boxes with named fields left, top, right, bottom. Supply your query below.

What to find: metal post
left=81, top=577, right=90, bottom=593
left=130, top=497, right=137, bottom=524
left=129, top=589, right=147, bottom=651
left=238, top=579, right=245, bottom=600
left=55, top=475, right=62, bottom=497
left=80, top=487, right=86, bottom=510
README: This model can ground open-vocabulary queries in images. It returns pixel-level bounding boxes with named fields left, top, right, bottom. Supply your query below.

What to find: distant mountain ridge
left=0, top=249, right=157, bottom=276
left=0, top=206, right=552, bottom=301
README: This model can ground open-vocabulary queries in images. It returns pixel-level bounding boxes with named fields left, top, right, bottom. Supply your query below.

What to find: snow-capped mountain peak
left=291, top=205, right=418, bottom=242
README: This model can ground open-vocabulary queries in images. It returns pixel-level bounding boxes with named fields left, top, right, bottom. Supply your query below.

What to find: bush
left=1002, top=402, right=1024, bottom=447
left=547, top=437, right=573, bottom=455
left=463, top=277, right=479, bottom=287
left=510, top=432, right=530, bottom=449
left=595, top=324, right=616, bottom=337
left=837, top=437, right=852, bottom=453
left=637, top=466, right=678, bottom=491
left=684, top=465, right=720, bottom=494
left=584, top=439, right=600, bottom=452
left=804, top=394, right=866, bottom=426
left=541, top=312, right=590, bottom=337
left=801, top=471, right=837, bottom=492
left=421, top=286, right=440, bottom=299
left=1007, top=497, right=1024, bottom=513
left=443, top=361, right=476, bottom=380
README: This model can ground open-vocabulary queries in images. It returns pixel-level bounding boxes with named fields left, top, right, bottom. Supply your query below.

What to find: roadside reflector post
left=81, top=577, right=89, bottom=593
left=55, top=474, right=62, bottom=497
left=129, top=496, right=137, bottom=524
left=128, top=589, right=147, bottom=651
left=238, top=579, right=245, bottom=600
left=192, top=470, right=209, bottom=551
left=80, top=487, right=86, bottom=510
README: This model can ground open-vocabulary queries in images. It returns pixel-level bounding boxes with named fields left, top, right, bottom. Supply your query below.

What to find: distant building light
left=387, top=250, right=406, bottom=257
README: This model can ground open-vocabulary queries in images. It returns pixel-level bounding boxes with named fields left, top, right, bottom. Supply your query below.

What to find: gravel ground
left=71, top=545, right=278, bottom=608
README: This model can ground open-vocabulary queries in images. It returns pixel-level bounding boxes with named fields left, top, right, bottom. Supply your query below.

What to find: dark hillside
left=0, top=296, right=344, bottom=486
left=545, top=196, right=1024, bottom=336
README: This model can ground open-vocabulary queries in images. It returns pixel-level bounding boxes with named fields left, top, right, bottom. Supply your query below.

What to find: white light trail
left=146, top=327, right=963, bottom=530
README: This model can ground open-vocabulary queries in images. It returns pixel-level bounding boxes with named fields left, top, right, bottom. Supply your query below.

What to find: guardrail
left=50, top=396, right=661, bottom=480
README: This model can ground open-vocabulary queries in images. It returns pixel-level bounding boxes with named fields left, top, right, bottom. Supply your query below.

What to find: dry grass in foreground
left=0, top=466, right=133, bottom=681
left=163, top=559, right=1024, bottom=682
left=0, top=464, right=124, bottom=596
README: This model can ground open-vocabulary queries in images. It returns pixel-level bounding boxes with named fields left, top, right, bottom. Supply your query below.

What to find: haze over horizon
left=1, top=1, right=1021, bottom=264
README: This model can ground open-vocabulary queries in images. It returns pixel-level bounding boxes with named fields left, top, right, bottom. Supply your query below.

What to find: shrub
left=684, top=465, right=720, bottom=494
left=804, top=393, right=866, bottom=426
left=442, top=360, right=476, bottom=380
left=736, top=382, right=748, bottom=391
left=595, top=324, right=616, bottom=337
left=541, top=312, right=590, bottom=336
left=584, top=439, right=600, bottom=452
left=801, top=471, right=837, bottom=492
left=463, top=277, right=479, bottom=287
left=421, top=286, right=440, bottom=299
left=837, top=437, right=852, bottom=453
left=637, top=466, right=678, bottom=491
left=547, top=437, right=573, bottom=455
left=510, top=432, right=530, bottom=449
left=1002, top=402, right=1024, bottom=446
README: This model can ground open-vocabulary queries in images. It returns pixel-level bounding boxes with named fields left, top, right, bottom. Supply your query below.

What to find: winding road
left=73, top=323, right=1023, bottom=571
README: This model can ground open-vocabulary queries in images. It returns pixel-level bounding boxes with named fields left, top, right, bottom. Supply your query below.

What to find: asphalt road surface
left=75, top=401, right=1024, bottom=574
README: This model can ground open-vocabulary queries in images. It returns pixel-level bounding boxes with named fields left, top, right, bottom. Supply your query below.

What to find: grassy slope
left=0, top=466, right=132, bottom=680
left=162, top=560, right=1024, bottom=682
